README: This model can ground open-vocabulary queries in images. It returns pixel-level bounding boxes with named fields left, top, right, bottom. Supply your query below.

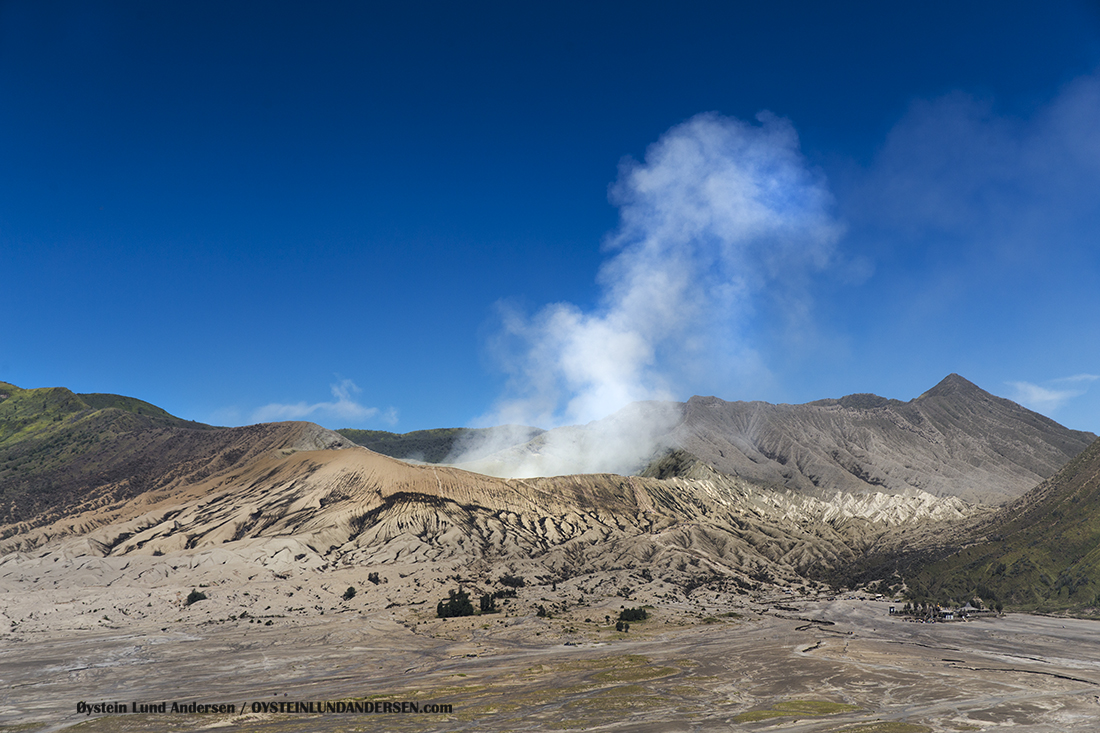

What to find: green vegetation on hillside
left=906, top=437, right=1100, bottom=615
left=78, top=393, right=209, bottom=429
left=0, top=383, right=92, bottom=446
left=0, top=381, right=214, bottom=530
left=338, top=425, right=544, bottom=463
left=338, top=427, right=466, bottom=463
left=0, top=382, right=209, bottom=448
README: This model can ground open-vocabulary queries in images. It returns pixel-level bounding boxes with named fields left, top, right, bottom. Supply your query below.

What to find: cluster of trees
left=434, top=583, right=654, bottom=630
left=437, top=589, right=475, bottom=618
left=479, top=594, right=499, bottom=613
left=615, top=606, right=648, bottom=632
left=499, top=574, right=525, bottom=588
left=437, top=575, right=528, bottom=618
left=437, top=588, right=513, bottom=618
left=182, top=574, right=659, bottom=625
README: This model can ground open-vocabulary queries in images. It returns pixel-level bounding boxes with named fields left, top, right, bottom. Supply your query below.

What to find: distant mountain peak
left=685, top=395, right=727, bottom=407
left=836, top=393, right=897, bottom=410
left=917, top=373, right=984, bottom=400
left=667, top=372, right=1095, bottom=505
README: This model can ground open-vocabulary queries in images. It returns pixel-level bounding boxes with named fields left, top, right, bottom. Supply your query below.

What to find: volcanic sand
left=2, top=577, right=1099, bottom=733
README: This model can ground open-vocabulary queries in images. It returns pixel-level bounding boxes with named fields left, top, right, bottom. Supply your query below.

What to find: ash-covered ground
left=2, top=555, right=1098, bottom=733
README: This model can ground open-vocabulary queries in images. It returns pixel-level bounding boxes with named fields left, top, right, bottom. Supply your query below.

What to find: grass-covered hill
left=0, top=381, right=214, bottom=528
left=336, top=427, right=465, bottom=463
left=0, top=381, right=208, bottom=446
left=0, top=381, right=346, bottom=536
left=905, top=435, right=1100, bottom=615
left=337, top=425, right=544, bottom=464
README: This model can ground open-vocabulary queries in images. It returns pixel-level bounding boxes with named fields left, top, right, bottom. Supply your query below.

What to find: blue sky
left=3, top=1, right=1100, bottom=434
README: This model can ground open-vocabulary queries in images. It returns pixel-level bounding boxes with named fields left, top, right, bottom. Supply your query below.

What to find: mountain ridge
left=0, top=378, right=980, bottom=590
left=337, top=424, right=544, bottom=464
left=449, top=375, right=1094, bottom=504
left=2, top=376, right=1096, bottom=615
left=0, top=381, right=353, bottom=532
left=1, top=435, right=978, bottom=591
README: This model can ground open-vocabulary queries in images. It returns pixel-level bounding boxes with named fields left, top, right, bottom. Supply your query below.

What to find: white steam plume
left=454, top=112, right=841, bottom=477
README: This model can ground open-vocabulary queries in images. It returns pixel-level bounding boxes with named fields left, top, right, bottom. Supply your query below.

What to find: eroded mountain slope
left=4, top=378, right=1073, bottom=616
left=674, top=374, right=1093, bottom=505
left=1, top=435, right=979, bottom=599
left=459, top=375, right=1094, bottom=505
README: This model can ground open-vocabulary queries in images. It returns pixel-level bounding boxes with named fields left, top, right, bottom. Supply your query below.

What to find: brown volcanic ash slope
left=1, top=432, right=978, bottom=596
left=4, top=377, right=1063, bottom=606
left=669, top=374, right=1095, bottom=505
left=0, top=418, right=354, bottom=537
